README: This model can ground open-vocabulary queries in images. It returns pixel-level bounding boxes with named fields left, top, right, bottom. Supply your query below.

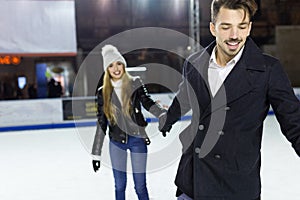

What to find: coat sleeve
left=135, top=78, right=166, bottom=118
left=267, top=59, right=300, bottom=157
left=91, top=123, right=106, bottom=157
left=91, top=87, right=108, bottom=157
left=164, top=59, right=192, bottom=127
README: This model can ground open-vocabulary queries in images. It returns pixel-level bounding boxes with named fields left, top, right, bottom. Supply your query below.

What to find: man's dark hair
left=211, top=0, right=258, bottom=23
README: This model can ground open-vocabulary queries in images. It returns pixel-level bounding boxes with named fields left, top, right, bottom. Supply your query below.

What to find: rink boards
left=1, top=89, right=299, bottom=132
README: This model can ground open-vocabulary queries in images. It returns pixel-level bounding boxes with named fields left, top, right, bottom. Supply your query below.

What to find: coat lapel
left=201, top=38, right=266, bottom=117
left=222, top=38, right=266, bottom=105
left=221, top=59, right=253, bottom=104
left=111, top=91, right=122, bottom=109
left=189, top=44, right=213, bottom=113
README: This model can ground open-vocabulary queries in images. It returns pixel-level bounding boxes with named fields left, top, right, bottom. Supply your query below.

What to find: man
left=159, top=0, right=300, bottom=199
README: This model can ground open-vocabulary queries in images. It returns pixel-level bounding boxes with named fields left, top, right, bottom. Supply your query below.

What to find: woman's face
left=107, top=61, right=125, bottom=81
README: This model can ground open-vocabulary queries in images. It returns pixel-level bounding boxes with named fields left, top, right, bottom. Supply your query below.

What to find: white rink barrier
left=0, top=94, right=176, bottom=132
left=0, top=99, right=64, bottom=130
left=1, top=89, right=299, bottom=132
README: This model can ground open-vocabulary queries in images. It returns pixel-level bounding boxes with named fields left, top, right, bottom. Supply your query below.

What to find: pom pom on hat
left=101, top=45, right=127, bottom=71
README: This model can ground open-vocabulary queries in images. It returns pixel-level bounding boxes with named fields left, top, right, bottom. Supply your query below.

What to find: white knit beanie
left=101, top=45, right=127, bottom=71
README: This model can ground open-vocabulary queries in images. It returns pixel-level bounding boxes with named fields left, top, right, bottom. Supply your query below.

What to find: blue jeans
left=177, top=193, right=193, bottom=200
left=109, top=135, right=149, bottom=200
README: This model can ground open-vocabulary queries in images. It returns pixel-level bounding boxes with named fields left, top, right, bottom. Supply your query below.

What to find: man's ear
left=247, top=21, right=253, bottom=36
left=210, top=22, right=216, bottom=37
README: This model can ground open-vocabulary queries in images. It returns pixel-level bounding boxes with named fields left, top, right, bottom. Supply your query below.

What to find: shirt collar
left=210, top=45, right=245, bottom=67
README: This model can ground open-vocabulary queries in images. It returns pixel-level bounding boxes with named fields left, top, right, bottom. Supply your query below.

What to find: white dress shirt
left=208, top=46, right=245, bottom=97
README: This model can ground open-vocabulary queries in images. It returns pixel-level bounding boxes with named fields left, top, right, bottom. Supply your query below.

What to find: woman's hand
left=92, top=160, right=101, bottom=172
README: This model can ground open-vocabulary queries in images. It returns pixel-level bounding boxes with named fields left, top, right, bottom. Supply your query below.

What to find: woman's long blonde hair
left=102, top=64, right=132, bottom=124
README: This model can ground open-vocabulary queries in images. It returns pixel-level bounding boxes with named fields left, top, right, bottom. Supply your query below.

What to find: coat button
left=214, top=154, right=221, bottom=159
left=218, top=131, right=224, bottom=136
left=198, top=124, right=205, bottom=131
left=145, top=138, right=150, bottom=145
left=122, top=140, right=125, bottom=143
left=195, top=147, right=201, bottom=154
left=135, top=108, right=139, bottom=113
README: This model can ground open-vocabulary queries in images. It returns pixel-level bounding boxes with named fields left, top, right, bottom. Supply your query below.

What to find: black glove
left=144, top=137, right=151, bottom=145
left=158, top=113, right=172, bottom=137
left=92, top=160, right=101, bottom=172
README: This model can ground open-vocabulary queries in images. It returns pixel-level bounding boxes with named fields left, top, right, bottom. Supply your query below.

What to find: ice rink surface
left=0, top=115, right=300, bottom=200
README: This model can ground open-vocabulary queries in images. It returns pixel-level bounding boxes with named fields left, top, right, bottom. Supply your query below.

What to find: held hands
left=158, top=113, right=172, bottom=137
left=92, top=160, right=101, bottom=172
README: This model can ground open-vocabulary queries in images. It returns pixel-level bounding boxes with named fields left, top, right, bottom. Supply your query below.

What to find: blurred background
left=0, top=0, right=299, bottom=130
left=0, top=0, right=299, bottom=100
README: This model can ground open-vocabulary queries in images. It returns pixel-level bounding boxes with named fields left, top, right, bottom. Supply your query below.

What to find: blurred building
left=0, top=0, right=299, bottom=100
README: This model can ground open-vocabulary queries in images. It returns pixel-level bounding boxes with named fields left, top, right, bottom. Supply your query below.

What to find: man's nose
left=229, top=27, right=238, bottom=39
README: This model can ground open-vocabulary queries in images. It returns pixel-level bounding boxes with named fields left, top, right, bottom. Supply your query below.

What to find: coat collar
left=191, top=37, right=266, bottom=116
left=222, top=38, right=266, bottom=103
left=194, top=37, right=266, bottom=72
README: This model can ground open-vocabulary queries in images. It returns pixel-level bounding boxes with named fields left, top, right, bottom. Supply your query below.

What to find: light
left=0, top=56, right=21, bottom=65
left=11, top=56, right=21, bottom=65
left=18, top=76, right=27, bottom=89
left=126, top=66, right=147, bottom=72
left=97, top=0, right=111, bottom=12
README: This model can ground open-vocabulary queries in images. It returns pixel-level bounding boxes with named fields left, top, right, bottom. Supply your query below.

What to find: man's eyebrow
left=239, top=22, right=250, bottom=25
left=219, top=22, right=250, bottom=26
left=219, top=23, right=231, bottom=26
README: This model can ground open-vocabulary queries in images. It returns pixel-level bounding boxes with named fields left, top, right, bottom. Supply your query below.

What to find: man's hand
left=158, top=113, right=172, bottom=137
left=92, top=160, right=101, bottom=172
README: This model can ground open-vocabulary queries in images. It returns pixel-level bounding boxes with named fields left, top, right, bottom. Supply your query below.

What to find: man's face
left=210, top=7, right=252, bottom=64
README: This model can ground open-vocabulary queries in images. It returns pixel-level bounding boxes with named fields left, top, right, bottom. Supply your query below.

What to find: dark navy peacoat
left=165, top=38, right=300, bottom=199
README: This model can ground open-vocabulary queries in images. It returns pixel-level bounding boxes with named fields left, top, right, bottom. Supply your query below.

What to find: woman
left=92, top=45, right=165, bottom=200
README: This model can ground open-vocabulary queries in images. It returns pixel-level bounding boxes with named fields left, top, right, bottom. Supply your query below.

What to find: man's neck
left=215, top=48, right=233, bottom=67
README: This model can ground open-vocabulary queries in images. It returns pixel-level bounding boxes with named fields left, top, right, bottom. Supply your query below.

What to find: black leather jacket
left=92, top=77, right=165, bottom=156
